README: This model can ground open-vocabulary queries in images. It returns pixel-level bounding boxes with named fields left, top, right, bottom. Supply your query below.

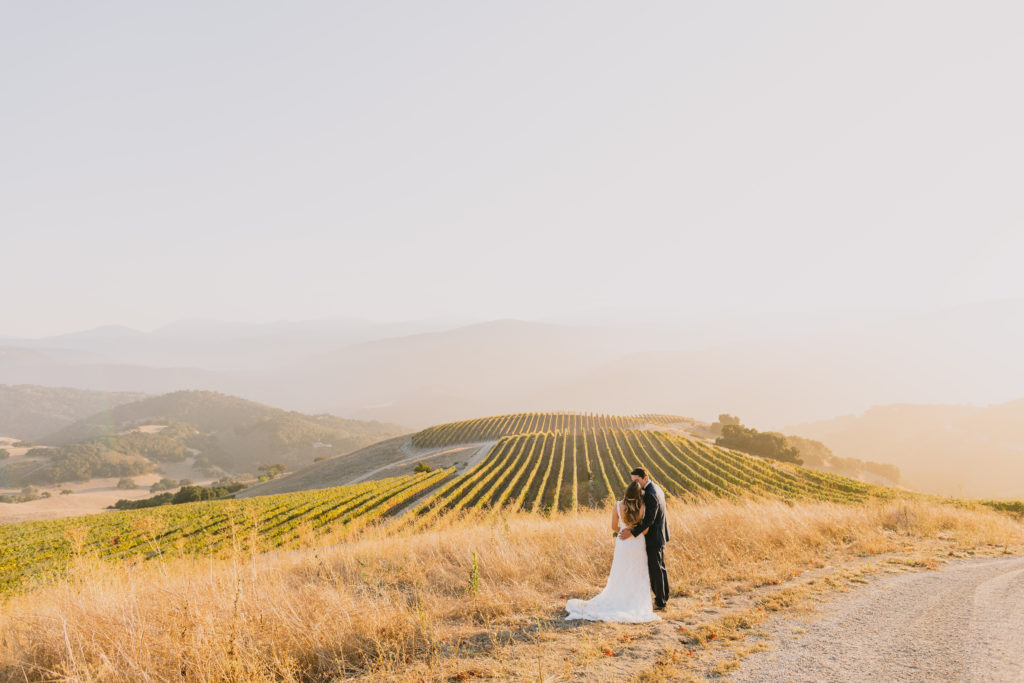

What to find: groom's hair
left=630, top=467, right=647, bottom=479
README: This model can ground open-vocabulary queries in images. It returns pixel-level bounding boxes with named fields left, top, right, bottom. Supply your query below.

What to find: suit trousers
left=646, top=543, right=669, bottom=607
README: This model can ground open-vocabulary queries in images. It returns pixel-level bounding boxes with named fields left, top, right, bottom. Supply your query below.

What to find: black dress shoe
left=653, top=604, right=667, bottom=611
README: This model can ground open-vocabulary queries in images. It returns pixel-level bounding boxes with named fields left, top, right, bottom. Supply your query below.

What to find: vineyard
left=408, top=429, right=881, bottom=526
left=409, top=411, right=692, bottom=448
left=1, top=411, right=893, bottom=597
left=0, top=469, right=451, bottom=595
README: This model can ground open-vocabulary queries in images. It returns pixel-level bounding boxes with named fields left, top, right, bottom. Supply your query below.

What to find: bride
left=565, top=481, right=661, bottom=623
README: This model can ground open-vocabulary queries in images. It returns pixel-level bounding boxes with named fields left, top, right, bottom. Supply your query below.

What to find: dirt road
left=729, top=555, right=1024, bottom=682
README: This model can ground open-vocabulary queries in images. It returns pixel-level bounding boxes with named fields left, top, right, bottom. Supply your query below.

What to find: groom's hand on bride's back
left=618, top=528, right=632, bottom=540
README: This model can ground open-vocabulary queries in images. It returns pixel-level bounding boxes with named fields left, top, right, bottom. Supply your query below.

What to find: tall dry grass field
left=1, top=498, right=1021, bottom=681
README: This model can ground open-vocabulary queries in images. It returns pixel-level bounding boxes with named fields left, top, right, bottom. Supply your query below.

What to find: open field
left=1, top=497, right=1021, bottom=681
left=1, top=427, right=221, bottom=522
left=0, top=454, right=220, bottom=524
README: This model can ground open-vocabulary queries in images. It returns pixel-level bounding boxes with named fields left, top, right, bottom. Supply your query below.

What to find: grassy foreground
left=1, top=498, right=1021, bottom=681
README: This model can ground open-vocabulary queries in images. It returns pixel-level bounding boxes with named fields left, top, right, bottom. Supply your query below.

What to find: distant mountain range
left=787, top=398, right=1024, bottom=500
left=0, top=317, right=474, bottom=371
left=3, top=301, right=1024, bottom=433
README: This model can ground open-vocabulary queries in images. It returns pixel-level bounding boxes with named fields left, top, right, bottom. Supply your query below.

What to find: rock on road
left=729, top=555, right=1024, bottom=682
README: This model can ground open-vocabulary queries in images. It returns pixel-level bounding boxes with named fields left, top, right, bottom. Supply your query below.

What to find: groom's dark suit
left=630, top=480, right=670, bottom=608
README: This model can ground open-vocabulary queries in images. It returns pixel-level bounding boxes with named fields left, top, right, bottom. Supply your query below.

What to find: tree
left=117, top=477, right=138, bottom=489
left=716, top=424, right=802, bottom=464
left=709, top=413, right=742, bottom=436
left=413, top=462, right=433, bottom=473
left=785, top=435, right=832, bottom=468
left=150, top=477, right=180, bottom=493
left=257, top=463, right=287, bottom=478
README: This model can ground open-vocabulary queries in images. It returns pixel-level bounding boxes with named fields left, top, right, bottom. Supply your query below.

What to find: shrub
left=150, top=478, right=180, bottom=493
left=258, top=463, right=287, bottom=478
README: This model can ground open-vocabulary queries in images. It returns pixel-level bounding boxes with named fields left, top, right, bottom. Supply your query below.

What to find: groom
left=618, top=467, right=670, bottom=611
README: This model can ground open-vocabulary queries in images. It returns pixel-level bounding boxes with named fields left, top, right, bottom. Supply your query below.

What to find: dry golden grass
left=1, top=497, right=1021, bottom=681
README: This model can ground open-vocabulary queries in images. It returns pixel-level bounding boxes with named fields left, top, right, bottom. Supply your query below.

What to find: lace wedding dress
left=565, top=501, right=661, bottom=623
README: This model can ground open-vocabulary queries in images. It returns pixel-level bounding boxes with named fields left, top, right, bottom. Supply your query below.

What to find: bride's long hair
left=621, top=480, right=644, bottom=526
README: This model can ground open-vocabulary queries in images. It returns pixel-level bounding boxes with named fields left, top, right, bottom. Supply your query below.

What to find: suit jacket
left=630, top=480, right=669, bottom=547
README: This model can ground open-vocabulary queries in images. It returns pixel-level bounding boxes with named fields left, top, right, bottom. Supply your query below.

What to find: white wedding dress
left=565, top=501, right=661, bottom=623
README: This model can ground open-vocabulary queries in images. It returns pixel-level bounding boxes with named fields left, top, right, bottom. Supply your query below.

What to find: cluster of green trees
left=716, top=423, right=803, bottom=464
left=150, top=477, right=192, bottom=492
left=257, top=463, right=287, bottom=482
left=841, top=458, right=901, bottom=483
left=0, top=443, right=153, bottom=487
left=713, top=415, right=900, bottom=482
left=96, top=422, right=196, bottom=462
left=709, top=414, right=741, bottom=435
left=110, top=481, right=248, bottom=510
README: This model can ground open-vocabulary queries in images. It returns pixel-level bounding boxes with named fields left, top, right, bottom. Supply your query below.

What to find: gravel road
left=729, top=555, right=1024, bottom=682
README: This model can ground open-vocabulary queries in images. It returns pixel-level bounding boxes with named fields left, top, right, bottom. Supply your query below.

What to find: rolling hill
left=787, top=399, right=1024, bottom=499
left=247, top=412, right=885, bottom=514
left=0, top=384, right=148, bottom=441
left=0, top=391, right=407, bottom=495
left=403, top=415, right=881, bottom=530
left=39, top=390, right=406, bottom=470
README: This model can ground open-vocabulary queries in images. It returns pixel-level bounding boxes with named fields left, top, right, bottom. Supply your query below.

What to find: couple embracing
left=565, top=467, right=670, bottom=623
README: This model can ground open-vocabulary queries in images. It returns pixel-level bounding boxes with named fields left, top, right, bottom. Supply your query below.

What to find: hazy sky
left=3, top=2, right=1023, bottom=337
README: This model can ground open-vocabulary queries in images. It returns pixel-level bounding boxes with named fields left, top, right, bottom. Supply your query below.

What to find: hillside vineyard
left=409, top=411, right=689, bottom=448
left=406, top=416, right=880, bottom=529
left=0, top=470, right=448, bottom=594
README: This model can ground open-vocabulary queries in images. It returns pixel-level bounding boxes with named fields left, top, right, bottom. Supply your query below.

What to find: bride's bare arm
left=611, top=503, right=620, bottom=533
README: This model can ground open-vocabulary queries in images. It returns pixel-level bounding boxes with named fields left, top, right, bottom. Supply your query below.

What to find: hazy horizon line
left=5, top=296, right=1024, bottom=340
